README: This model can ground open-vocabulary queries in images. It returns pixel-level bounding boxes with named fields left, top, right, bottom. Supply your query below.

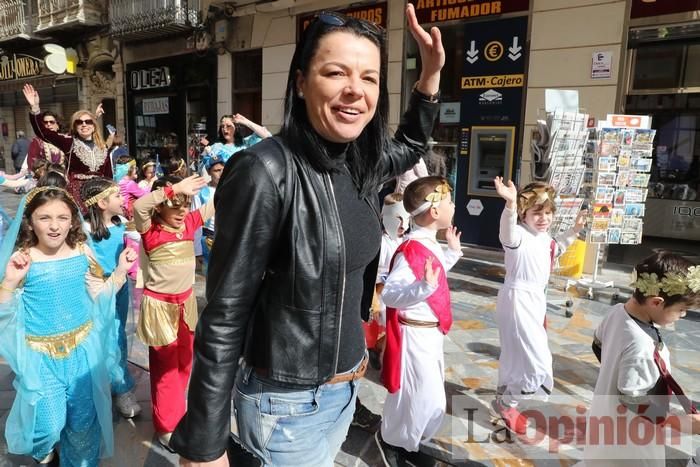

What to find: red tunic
left=381, top=240, right=452, bottom=393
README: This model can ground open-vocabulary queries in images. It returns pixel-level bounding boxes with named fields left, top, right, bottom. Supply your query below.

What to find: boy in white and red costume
left=375, top=176, right=462, bottom=466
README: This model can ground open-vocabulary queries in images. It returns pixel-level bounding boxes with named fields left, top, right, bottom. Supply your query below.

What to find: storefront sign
left=591, top=51, right=612, bottom=79
left=631, top=0, right=700, bottom=19
left=410, top=0, right=529, bottom=24
left=604, top=114, right=651, bottom=129
left=0, top=53, right=43, bottom=81
left=298, top=3, right=387, bottom=38
left=129, top=66, right=171, bottom=90
left=142, top=97, right=170, bottom=115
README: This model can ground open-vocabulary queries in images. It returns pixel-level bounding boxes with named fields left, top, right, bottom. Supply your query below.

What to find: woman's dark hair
left=18, top=188, right=87, bottom=250
left=218, top=115, right=244, bottom=147
left=633, top=250, right=700, bottom=308
left=37, top=164, right=67, bottom=189
left=42, top=110, right=62, bottom=132
left=81, top=178, right=122, bottom=241
left=280, top=13, right=388, bottom=197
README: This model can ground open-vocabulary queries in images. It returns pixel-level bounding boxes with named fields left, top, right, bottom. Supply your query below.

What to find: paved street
left=0, top=186, right=698, bottom=466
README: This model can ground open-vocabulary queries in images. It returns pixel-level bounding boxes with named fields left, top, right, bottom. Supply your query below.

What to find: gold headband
left=631, top=267, right=700, bottom=297
left=517, top=186, right=555, bottom=216
left=410, top=181, right=453, bottom=216
left=176, top=159, right=185, bottom=172
left=25, top=186, right=76, bottom=206
left=84, top=185, right=119, bottom=207
left=142, top=161, right=156, bottom=170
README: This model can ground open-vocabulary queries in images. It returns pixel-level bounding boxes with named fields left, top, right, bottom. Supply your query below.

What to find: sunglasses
left=220, top=123, right=235, bottom=129
left=315, top=11, right=383, bottom=34
left=43, top=119, right=57, bottom=125
left=75, top=118, right=94, bottom=126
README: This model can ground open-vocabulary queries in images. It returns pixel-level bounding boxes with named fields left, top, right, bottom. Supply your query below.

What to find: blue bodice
left=93, top=224, right=126, bottom=275
left=23, top=254, right=91, bottom=336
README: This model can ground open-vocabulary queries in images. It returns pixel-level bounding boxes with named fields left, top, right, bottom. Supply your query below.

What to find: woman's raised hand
left=494, top=176, right=517, bottom=208
left=173, top=175, right=207, bottom=196
left=3, top=251, right=32, bottom=287
left=22, top=84, right=40, bottom=111
left=406, top=3, right=445, bottom=96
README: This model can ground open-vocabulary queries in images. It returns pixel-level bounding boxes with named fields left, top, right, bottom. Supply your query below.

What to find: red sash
left=381, top=240, right=452, bottom=393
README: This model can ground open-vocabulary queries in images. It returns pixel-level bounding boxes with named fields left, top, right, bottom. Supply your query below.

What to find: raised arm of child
left=382, top=255, right=440, bottom=309
left=494, top=176, right=521, bottom=248
left=84, top=246, right=137, bottom=299
left=553, top=209, right=588, bottom=256
left=133, top=175, right=206, bottom=233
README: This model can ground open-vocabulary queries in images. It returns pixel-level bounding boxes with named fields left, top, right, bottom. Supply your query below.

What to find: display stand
left=576, top=114, right=655, bottom=300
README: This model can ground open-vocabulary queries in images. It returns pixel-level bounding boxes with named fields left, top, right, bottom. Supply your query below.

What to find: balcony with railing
left=34, top=0, right=106, bottom=33
left=110, top=0, right=202, bottom=42
left=0, top=0, right=32, bottom=41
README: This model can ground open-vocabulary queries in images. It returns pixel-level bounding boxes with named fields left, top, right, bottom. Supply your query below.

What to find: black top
left=328, top=142, right=382, bottom=373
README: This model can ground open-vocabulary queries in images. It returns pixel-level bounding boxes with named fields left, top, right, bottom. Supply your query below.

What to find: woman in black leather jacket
left=172, top=4, right=444, bottom=466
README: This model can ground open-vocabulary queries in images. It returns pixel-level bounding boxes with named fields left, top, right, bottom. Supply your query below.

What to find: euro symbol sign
left=485, top=41, right=504, bottom=62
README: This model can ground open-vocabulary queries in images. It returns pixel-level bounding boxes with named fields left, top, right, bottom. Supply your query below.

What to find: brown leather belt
left=398, top=316, right=439, bottom=328
left=254, top=354, right=369, bottom=385
left=326, top=354, right=368, bottom=384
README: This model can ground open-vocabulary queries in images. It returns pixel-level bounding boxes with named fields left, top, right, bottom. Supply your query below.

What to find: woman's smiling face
left=296, top=31, right=380, bottom=143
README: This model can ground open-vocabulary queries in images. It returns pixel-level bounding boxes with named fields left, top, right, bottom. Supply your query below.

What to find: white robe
left=581, top=303, right=672, bottom=467
left=380, top=227, right=462, bottom=451
left=496, top=207, right=575, bottom=400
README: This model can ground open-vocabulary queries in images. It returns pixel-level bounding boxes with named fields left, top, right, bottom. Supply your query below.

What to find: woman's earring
left=297, top=91, right=304, bottom=99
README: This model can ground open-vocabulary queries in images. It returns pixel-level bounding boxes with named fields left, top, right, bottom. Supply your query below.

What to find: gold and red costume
left=133, top=186, right=214, bottom=434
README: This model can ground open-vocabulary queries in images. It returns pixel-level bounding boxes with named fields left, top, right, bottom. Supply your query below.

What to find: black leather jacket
left=171, top=93, right=439, bottom=461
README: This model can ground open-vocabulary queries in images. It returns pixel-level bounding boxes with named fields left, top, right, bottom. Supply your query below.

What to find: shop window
left=626, top=93, right=700, bottom=201
left=684, top=44, right=700, bottom=88
left=232, top=49, right=262, bottom=128
left=631, top=43, right=684, bottom=90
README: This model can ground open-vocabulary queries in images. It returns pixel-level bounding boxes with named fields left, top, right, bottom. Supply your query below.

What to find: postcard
left=592, top=219, right=610, bottom=231
left=630, top=157, right=652, bottom=172
left=634, top=129, right=656, bottom=144
left=610, top=208, right=625, bottom=226
left=593, top=203, right=613, bottom=217
left=600, top=128, right=622, bottom=143
left=598, top=172, right=617, bottom=186
left=608, top=228, right=622, bottom=244
left=616, top=171, right=631, bottom=187
left=625, top=188, right=647, bottom=203
left=620, top=231, right=642, bottom=245
left=595, top=187, right=614, bottom=203
left=590, top=230, right=608, bottom=244
left=624, top=203, right=646, bottom=217
left=613, top=190, right=626, bottom=206
left=598, top=157, right=617, bottom=172
left=600, top=142, right=620, bottom=157
left=630, top=172, right=651, bottom=187
left=622, top=217, right=643, bottom=231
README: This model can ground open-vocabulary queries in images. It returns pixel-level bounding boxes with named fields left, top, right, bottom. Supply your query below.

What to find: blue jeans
left=234, top=361, right=360, bottom=467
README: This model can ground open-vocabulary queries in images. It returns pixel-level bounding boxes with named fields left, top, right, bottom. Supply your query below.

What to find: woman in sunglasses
left=23, top=83, right=113, bottom=210
left=27, top=111, right=66, bottom=169
left=202, top=113, right=271, bottom=163
left=172, top=4, right=444, bottom=467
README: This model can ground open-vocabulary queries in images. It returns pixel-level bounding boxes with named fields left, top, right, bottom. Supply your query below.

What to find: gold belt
left=398, top=316, right=439, bottom=328
left=26, top=320, right=93, bottom=358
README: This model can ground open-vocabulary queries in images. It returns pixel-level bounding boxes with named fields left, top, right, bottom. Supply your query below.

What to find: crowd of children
left=0, top=149, right=700, bottom=466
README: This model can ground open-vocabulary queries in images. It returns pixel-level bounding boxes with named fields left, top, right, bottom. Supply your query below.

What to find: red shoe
left=492, top=400, right=527, bottom=435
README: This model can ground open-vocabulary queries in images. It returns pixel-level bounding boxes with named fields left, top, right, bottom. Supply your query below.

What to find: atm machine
left=455, top=126, right=517, bottom=247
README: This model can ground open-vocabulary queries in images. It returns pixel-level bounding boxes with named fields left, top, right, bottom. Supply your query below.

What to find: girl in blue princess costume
left=82, top=177, right=142, bottom=420
left=0, top=185, right=136, bottom=466
left=201, top=113, right=271, bottom=164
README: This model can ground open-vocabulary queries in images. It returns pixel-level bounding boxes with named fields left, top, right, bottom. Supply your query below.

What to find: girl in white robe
left=493, top=177, right=585, bottom=434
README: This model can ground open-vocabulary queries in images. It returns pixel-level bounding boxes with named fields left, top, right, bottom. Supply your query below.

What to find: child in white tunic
left=493, top=177, right=586, bottom=434
left=582, top=251, right=700, bottom=467
left=375, top=177, right=462, bottom=465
